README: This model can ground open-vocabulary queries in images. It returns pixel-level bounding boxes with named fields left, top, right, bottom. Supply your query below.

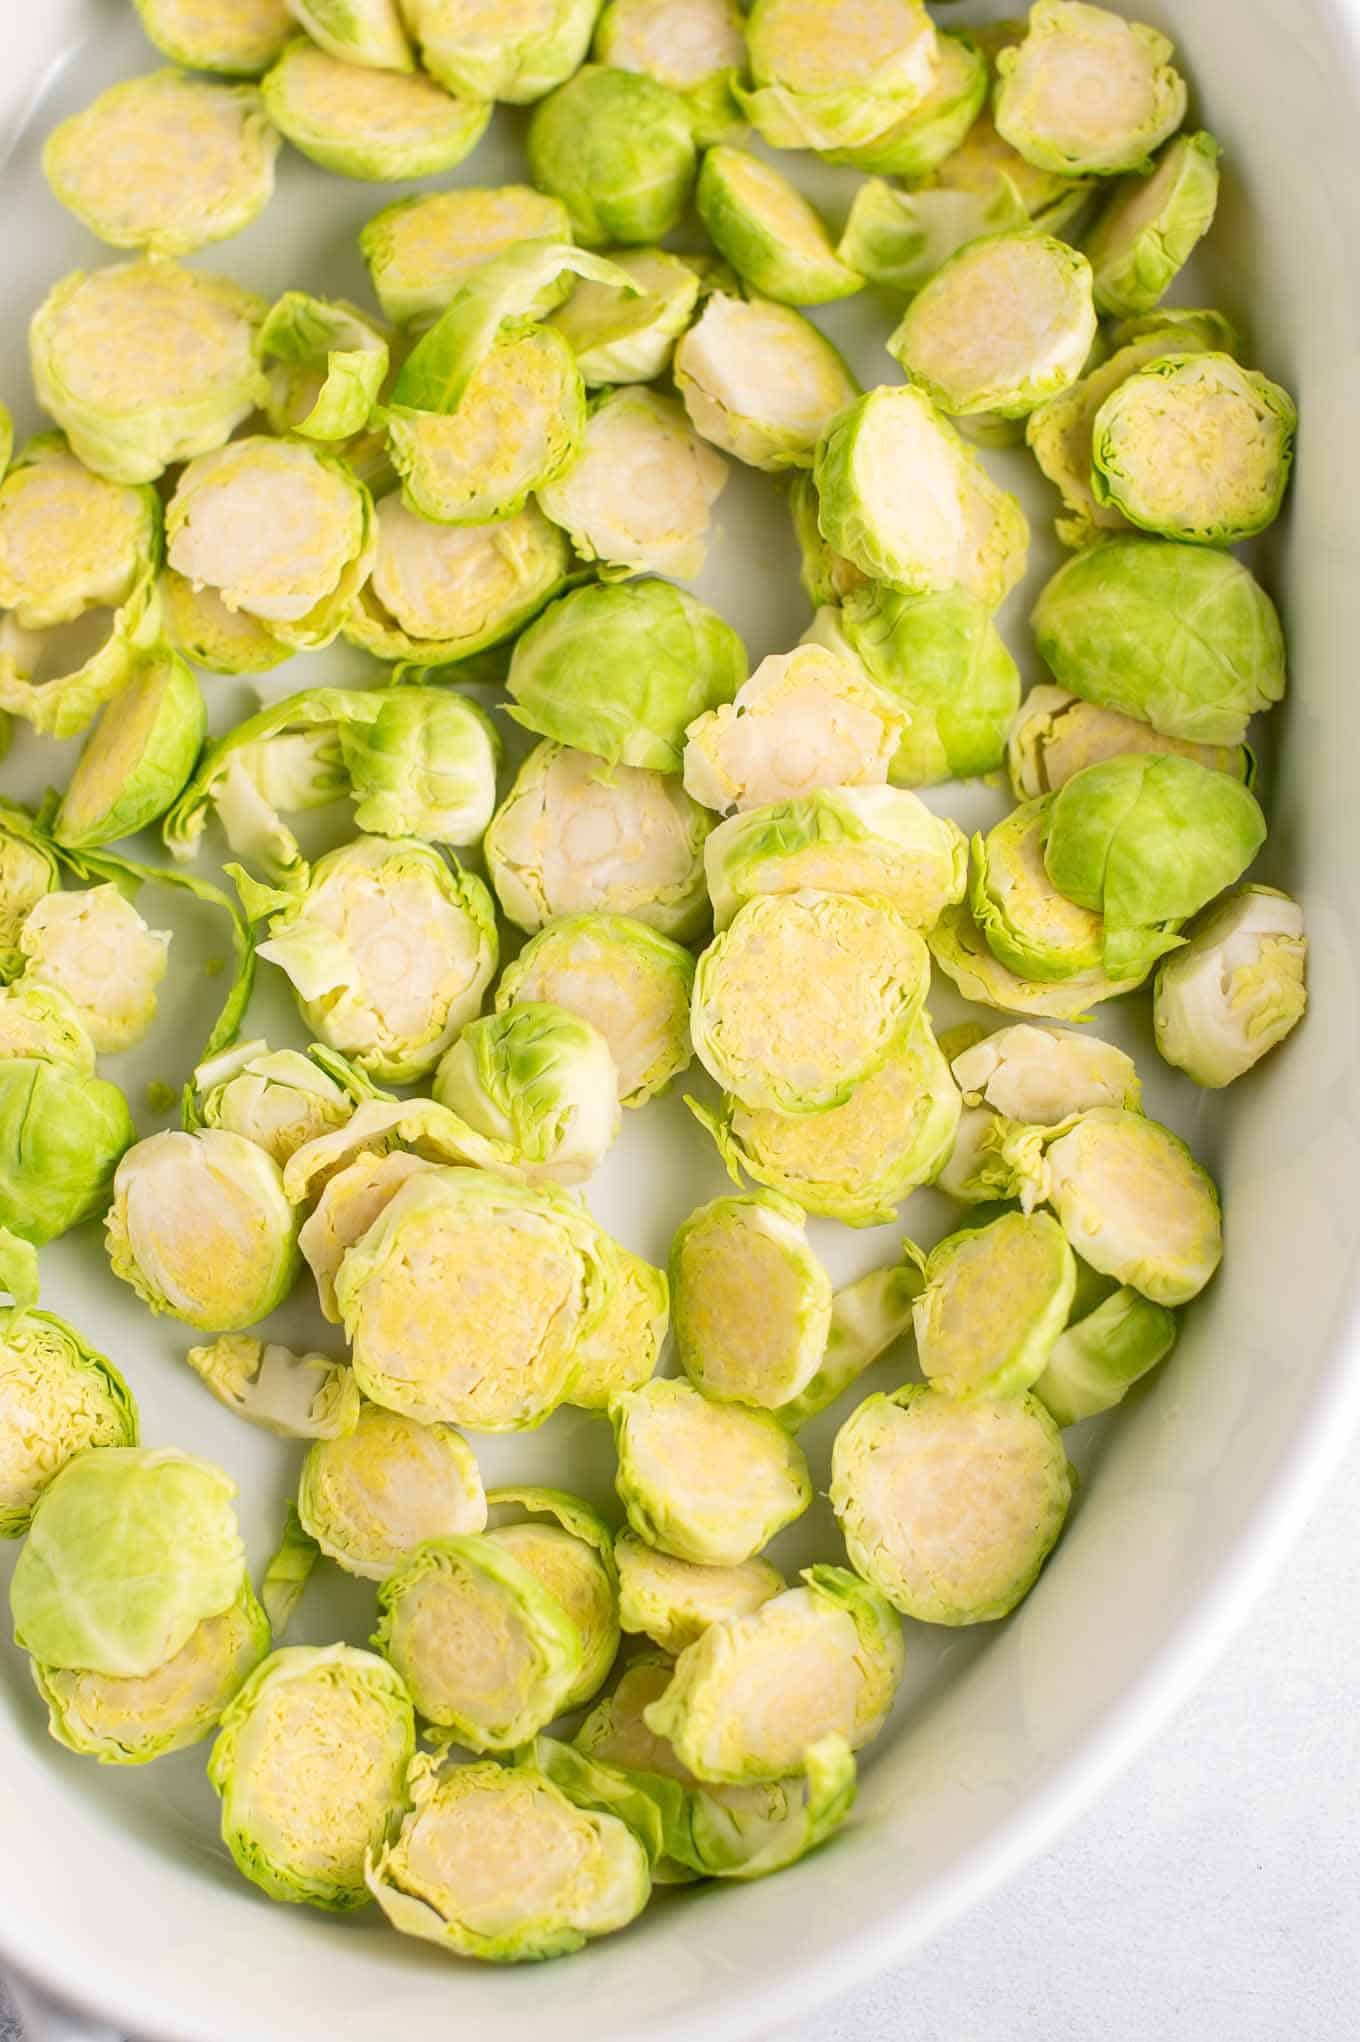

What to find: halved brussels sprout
left=0, top=435, right=160, bottom=632
left=1033, top=1286, right=1177, bottom=1426
left=824, top=29, right=986, bottom=178
left=193, top=1038, right=380, bottom=1166
left=673, top=293, right=859, bottom=471
left=994, top=0, right=1186, bottom=176
left=403, top=0, right=600, bottom=101
left=576, top=1650, right=693, bottom=1783
left=951, top=1022, right=1140, bottom=1126
left=1008, top=684, right=1253, bottom=801
left=537, top=388, right=729, bottom=581
left=486, top=1487, right=619, bottom=1708
left=30, top=259, right=269, bottom=485
left=258, top=292, right=389, bottom=444
left=345, top=498, right=569, bottom=666
left=51, top=647, right=205, bottom=852
left=910, top=1209, right=1076, bottom=1398
left=936, top=1105, right=1049, bottom=1210
left=0, top=1307, right=137, bottom=1537
left=0, top=983, right=95, bottom=1072
left=705, top=785, right=967, bottom=934
left=737, top=0, right=940, bottom=155
left=778, top=1257, right=922, bottom=1429
left=208, top=1644, right=415, bottom=1909
left=11, top=1446, right=246, bottom=1677
left=19, top=885, right=170, bottom=1053
left=43, top=70, right=279, bottom=257
left=692, top=890, right=930, bottom=1114
left=289, top=0, right=413, bottom=70
left=366, top=1750, right=651, bottom=1959
left=0, top=1056, right=136, bottom=1245
left=615, top=1535, right=784, bottom=1654
left=496, top=913, right=695, bottom=1109
left=1154, top=884, right=1307, bottom=1088
left=184, top=1334, right=360, bottom=1441
left=297, top=1148, right=440, bottom=1322
left=644, top=1565, right=903, bottom=1783
left=485, top=742, right=712, bottom=942
left=361, top=186, right=573, bottom=326
left=262, top=38, right=490, bottom=179
left=548, top=247, right=703, bottom=387
left=562, top=1235, right=670, bottom=1412
left=1085, top=131, right=1220, bottom=319
left=595, top=0, right=745, bottom=143
left=697, top=147, right=862, bottom=307
left=0, top=806, right=60, bottom=954
left=929, top=898, right=1146, bottom=1018
left=165, top=687, right=360, bottom=879
left=338, top=689, right=500, bottom=847
left=831, top=1385, right=1072, bottom=1623
left=244, top=837, right=497, bottom=1083
left=788, top=471, right=868, bottom=608
left=838, top=177, right=1012, bottom=300
left=671, top=1193, right=832, bottom=1410
left=1090, top=352, right=1297, bottom=544
left=970, top=797, right=1105, bottom=983
left=683, top=645, right=905, bottom=816
left=527, top=66, right=698, bottom=246
left=433, top=1003, right=620, bottom=1187
left=159, top=568, right=290, bottom=677
left=132, top=0, right=293, bottom=75
left=1043, top=1107, right=1222, bottom=1305
left=611, top=1377, right=812, bottom=1566
left=33, top=1577, right=270, bottom=1766
left=298, top=1404, right=486, bottom=1581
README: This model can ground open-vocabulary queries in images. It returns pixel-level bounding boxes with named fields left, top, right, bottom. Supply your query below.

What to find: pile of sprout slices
left=0, top=0, right=1309, bottom=1965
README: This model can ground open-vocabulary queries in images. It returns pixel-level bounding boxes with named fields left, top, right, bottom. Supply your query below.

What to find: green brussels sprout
left=788, top=471, right=869, bottom=609
left=0, top=434, right=160, bottom=632
left=208, top=1644, right=415, bottom=1909
left=257, top=292, right=390, bottom=444
left=50, top=647, right=204, bottom=853
left=690, top=1013, right=960, bottom=1226
left=485, top=742, right=712, bottom=942
left=298, top=1404, right=485, bottom=1581
left=159, top=568, right=290, bottom=677
left=30, top=259, right=269, bottom=485
left=288, top=0, right=413, bottom=70
left=561, top=1234, right=670, bottom=1412
left=836, top=177, right=1021, bottom=300
left=184, top=1333, right=360, bottom=1441
left=705, top=785, right=968, bottom=937
left=970, top=797, right=1107, bottom=983
left=336, top=688, right=500, bottom=847
left=11, top=1446, right=246, bottom=1677
left=403, top=0, right=600, bottom=102
left=994, top=1, right=1187, bottom=176
left=644, top=1565, right=903, bottom=1783
left=736, top=0, right=940, bottom=156
left=346, top=497, right=570, bottom=665
left=0, top=983, right=95, bottom=1072
left=132, top=0, right=293, bottom=74
left=1033, top=1286, right=1177, bottom=1427
left=297, top=1149, right=440, bottom=1322
left=692, top=890, right=930, bottom=1113
left=910, top=1209, right=1076, bottom=1398
left=366, top=1750, right=651, bottom=1958
left=1043, top=1107, right=1222, bottom=1305
left=43, top=70, right=279, bottom=257
left=1044, top=753, right=1269, bottom=978
left=831, top=1385, right=1072, bottom=1623
left=696, top=147, right=862, bottom=308
left=778, top=1257, right=922, bottom=1429
left=485, top=1487, right=620, bottom=1709
left=1031, top=538, right=1286, bottom=746
left=537, top=387, right=729, bottom=580
left=527, top=66, right=698, bottom=247
left=822, top=30, right=986, bottom=178
left=433, top=1003, right=621, bottom=1187
left=19, top=884, right=169, bottom=1053
left=192, top=1037, right=381, bottom=1167
left=262, top=38, right=490, bottom=180
left=496, top=913, right=694, bottom=1109
left=615, top=1535, right=784, bottom=1654
left=929, top=897, right=1146, bottom=1019
left=243, top=837, right=497, bottom=1082
left=360, top=186, right=573, bottom=326
left=0, top=1306, right=137, bottom=1537
left=0, top=1057, right=135, bottom=1245
left=1084, top=130, right=1221, bottom=319
left=595, top=0, right=745, bottom=143
left=611, top=1377, right=812, bottom=1566
left=674, top=292, right=859, bottom=471
left=259, top=1505, right=319, bottom=1637
left=1007, top=684, right=1253, bottom=802
left=547, top=247, right=703, bottom=387
left=0, top=807, right=60, bottom=954
left=1154, top=884, right=1307, bottom=1089
left=683, top=645, right=905, bottom=818
left=671, top=1193, right=832, bottom=1411
left=1090, top=352, right=1297, bottom=544
left=165, top=687, right=363, bottom=880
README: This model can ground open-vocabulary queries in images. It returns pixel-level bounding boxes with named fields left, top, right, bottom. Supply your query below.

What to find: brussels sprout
left=935, top=1105, right=1049, bottom=1210
left=0, top=808, right=59, bottom=954
left=244, top=837, right=497, bottom=1083
left=0, top=1307, right=137, bottom=1537
left=496, top=913, right=694, bottom=1109
left=209, top=1644, right=415, bottom=1909
left=696, top=147, right=862, bottom=308
left=888, top=232, right=1096, bottom=421
left=537, top=388, right=729, bottom=580
left=682, top=645, right=906, bottom=817
left=32, top=1577, right=270, bottom=1766
left=1084, top=130, right=1221, bottom=319
left=736, top=0, right=940, bottom=155
left=43, top=70, right=279, bottom=257
left=485, top=742, right=712, bottom=942
left=0, top=1057, right=136, bottom=1245
left=576, top=1650, right=692, bottom=1782
left=562, top=1235, right=670, bottom=1412
left=615, top=1535, right=784, bottom=1654
left=994, top=1, right=1186, bottom=176
left=690, top=1014, right=960, bottom=1226
left=1044, top=753, right=1268, bottom=978
left=824, top=30, right=987, bottom=178
left=19, top=885, right=169, bottom=1053
left=165, top=687, right=360, bottom=879
left=159, top=569, right=291, bottom=677
left=1154, top=884, right=1307, bottom=1089
left=705, top=785, right=968, bottom=934
left=0, top=584, right=159, bottom=740
left=970, top=797, right=1106, bottom=983
left=835, top=177, right=1024, bottom=301
left=11, top=1446, right=246, bottom=1677
left=950, top=1021, right=1140, bottom=1128
left=831, top=1385, right=1072, bottom=1623
left=288, top=0, right=413, bottom=70
left=778, top=1257, right=922, bottom=1429
left=527, top=67, right=697, bottom=247
left=260, top=1505, right=319, bottom=1636
left=547, top=247, right=703, bottom=387
left=296, top=1404, right=485, bottom=1583
left=929, top=897, right=1146, bottom=1019
left=433, top=1004, right=620, bottom=1187
left=193, top=1038, right=380, bottom=1166
left=31, top=259, right=269, bottom=485
left=595, top=0, right=745, bottom=142
left=611, top=1377, right=812, bottom=1566
left=692, top=890, right=930, bottom=1114
left=1033, top=1286, right=1177, bottom=1427
left=673, top=293, right=859, bottom=471
left=0, top=983, right=95, bottom=1072
left=366, top=1750, right=651, bottom=1959
left=0, top=435, right=160, bottom=632
left=336, top=689, right=500, bottom=848
left=404, top=0, right=600, bottom=101
left=910, top=1209, right=1076, bottom=1398
left=1090, top=353, right=1297, bottom=545
left=185, top=1334, right=360, bottom=1441
left=257, top=292, right=389, bottom=444
left=360, top=187, right=573, bottom=327
left=262, top=38, right=490, bottom=179
left=1008, top=684, right=1253, bottom=802
left=346, top=497, right=570, bottom=666
left=644, top=1565, right=903, bottom=1783
left=297, top=1149, right=441, bottom=1322
left=671, top=1194, right=831, bottom=1411
left=485, top=1487, right=619, bottom=1708
left=788, top=471, right=868, bottom=608
left=132, top=0, right=293, bottom=74
left=1043, top=1107, right=1222, bottom=1305
left=51, top=647, right=205, bottom=853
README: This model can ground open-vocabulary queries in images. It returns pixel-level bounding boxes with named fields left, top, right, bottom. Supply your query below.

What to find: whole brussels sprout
left=360, top=185, right=572, bottom=326
left=433, top=1003, right=621, bottom=1187
left=615, top=1535, right=784, bottom=1655
left=594, top=0, right=745, bottom=144
left=683, top=645, right=906, bottom=817
left=611, top=1377, right=812, bottom=1567
left=261, top=38, right=490, bottom=180
left=671, top=1193, right=832, bottom=1410
left=910, top=1209, right=1076, bottom=1398
left=299, top=1403, right=486, bottom=1581
left=0, top=1306, right=137, bottom=1537
left=547, top=247, right=703, bottom=388
left=345, top=498, right=570, bottom=666
left=1085, top=131, right=1221, bottom=319
left=527, top=66, right=698, bottom=247
left=1154, top=885, right=1307, bottom=1088
left=403, top=0, right=601, bottom=102
left=1043, top=1107, right=1222, bottom=1306
left=0, top=1056, right=136, bottom=1245
left=1033, top=1286, right=1177, bottom=1427
left=185, top=1333, right=360, bottom=1441
left=736, top=0, right=940, bottom=156
left=132, top=0, right=293, bottom=74
left=537, top=387, right=729, bottom=581
left=51, top=648, right=204, bottom=853
left=288, top=0, right=413, bottom=71
left=1007, top=684, right=1253, bottom=801
left=697, top=147, right=862, bottom=307
left=994, top=1, right=1187, bottom=176
left=674, top=293, right=859, bottom=472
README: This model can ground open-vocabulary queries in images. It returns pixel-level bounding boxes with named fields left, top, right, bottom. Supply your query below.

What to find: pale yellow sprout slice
left=361, top=494, right=564, bottom=648
left=615, top=1534, right=785, bottom=1654
left=911, top=1210, right=1076, bottom=1399
left=747, top=0, right=938, bottom=100
left=487, top=1519, right=618, bottom=1709
left=262, top=39, right=490, bottom=181
left=537, top=388, right=729, bottom=581
left=1154, top=885, right=1307, bottom=1089
left=298, top=1149, right=439, bottom=1322
left=1043, top=1107, right=1223, bottom=1306
left=674, top=294, right=859, bottom=473
left=167, top=437, right=368, bottom=628
left=994, top=0, right=1187, bottom=176
left=133, top=0, right=293, bottom=76
left=611, top=1377, right=812, bottom=1567
left=0, top=441, right=157, bottom=631
left=299, top=1404, right=486, bottom=1581
left=19, top=886, right=169, bottom=1055
left=671, top=1194, right=832, bottom=1409
left=683, top=646, right=904, bottom=817
left=361, top=186, right=572, bottom=327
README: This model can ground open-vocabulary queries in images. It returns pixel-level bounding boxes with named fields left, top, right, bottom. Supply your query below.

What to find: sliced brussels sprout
left=403, top=0, right=600, bottom=101
left=778, top=1257, right=922, bottom=1429
left=537, top=388, right=729, bottom=580
left=360, top=186, right=573, bottom=326
left=1085, top=130, right=1220, bottom=319
left=1090, top=352, right=1297, bottom=544
left=683, top=644, right=905, bottom=817
left=485, top=1487, right=619, bottom=1709
left=527, top=66, right=698, bottom=246
left=644, top=1565, right=903, bottom=1783
left=0, top=983, right=95, bottom=1073
left=262, top=38, right=490, bottom=179
left=19, top=885, right=170, bottom=1053
left=159, top=568, right=290, bottom=677
left=258, top=292, right=389, bottom=444
left=1154, top=884, right=1307, bottom=1089
left=297, top=1148, right=440, bottom=1322
left=51, top=647, right=205, bottom=852
left=0, top=586, right=158, bottom=740
left=831, top=1385, right=1072, bottom=1623
left=994, top=0, right=1187, bottom=176
left=692, top=890, right=930, bottom=1114
left=1043, top=1107, right=1222, bottom=1305
left=929, top=897, right=1147, bottom=1018
left=366, top=1750, right=651, bottom=1959
left=696, top=147, right=861, bottom=308
left=911, top=1209, right=1076, bottom=1398
left=337, top=689, right=500, bottom=847
left=611, top=1377, right=812, bottom=1566
left=30, top=259, right=269, bottom=485
left=1030, top=537, right=1286, bottom=746
left=1033, top=1286, right=1177, bottom=1427
left=132, top=0, right=293, bottom=74
left=433, top=1003, right=620, bottom=1187
left=260, top=1505, right=319, bottom=1636
left=193, top=1038, right=380, bottom=1167
left=824, top=30, right=986, bottom=178
left=496, top=913, right=694, bottom=1109
left=788, top=470, right=868, bottom=609
left=595, top=0, right=745, bottom=143
left=615, top=1535, right=784, bottom=1654
left=485, top=742, right=712, bottom=942
left=0, top=1308, right=136, bottom=1537
left=0, top=807, right=60, bottom=954
left=577, top=1650, right=694, bottom=1781
left=737, top=0, right=940, bottom=155
left=562, top=1234, right=670, bottom=1412
left=547, top=247, right=703, bottom=387
left=673, top=293, right=859, bottom=471
left=671, top=1193, right=832, bottom=1410
left=346, top=498, right=569, bottom=666
left=0, top=435, right=160, bottom=632
left=1008, top=684, right=1253, bottom=801
left=813, top=385, right=1030, bottom=607
left=185, top=1334, right=360, bottom=1441
left=208, top=1644, right=415, bottom=1910
left=288, top=0, right=413, bottom=70
left=33, top=1576, right=269, bottom=1766
left=0, top=1056, right=136, bottom=1245
left=298, top=1404, right=485, bottom=1582
left=44, top=70, right=279, bottom=257
left=705, top=785, right=967, bottom=934
left=970, top=797, right=1105, bottom=983
left=11, top=1446, right=246, bottom=1677
left=951, top=1022, right=1140, bottom=1126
